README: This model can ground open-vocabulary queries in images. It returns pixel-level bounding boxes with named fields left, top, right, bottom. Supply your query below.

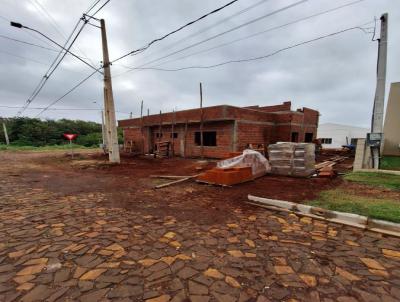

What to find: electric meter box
left=366, top=133, right=383, bottom=147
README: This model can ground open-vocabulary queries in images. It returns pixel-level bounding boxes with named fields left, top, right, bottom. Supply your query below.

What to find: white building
left=317, top=123, right=369, bottom=149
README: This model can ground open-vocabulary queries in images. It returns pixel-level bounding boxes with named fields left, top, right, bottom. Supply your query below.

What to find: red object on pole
left=63, top=134, right=78, bottom=141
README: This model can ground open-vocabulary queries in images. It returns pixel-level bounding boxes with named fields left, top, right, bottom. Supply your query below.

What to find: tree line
left=0, top=117, right=105, bottom=147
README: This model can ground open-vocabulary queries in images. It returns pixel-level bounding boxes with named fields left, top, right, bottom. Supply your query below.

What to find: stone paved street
left=0, top=151, right=400, bottom=301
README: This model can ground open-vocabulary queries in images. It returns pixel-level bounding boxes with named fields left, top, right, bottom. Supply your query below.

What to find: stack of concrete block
left=268, top=143, right=315, bottom=177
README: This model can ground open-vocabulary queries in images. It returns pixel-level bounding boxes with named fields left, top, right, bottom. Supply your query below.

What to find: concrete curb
left=247, top=195, right=400, bottom=238
left=354, top=168, right=400, bottom=176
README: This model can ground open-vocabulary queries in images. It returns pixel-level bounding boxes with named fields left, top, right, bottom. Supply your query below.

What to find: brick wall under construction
left=120, top=102, right=319, bottom=159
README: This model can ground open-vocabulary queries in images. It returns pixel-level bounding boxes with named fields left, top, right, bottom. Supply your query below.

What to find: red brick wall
left=119, top=103, right=320, bottom=158
left=236, top=122, right=274, bottom=151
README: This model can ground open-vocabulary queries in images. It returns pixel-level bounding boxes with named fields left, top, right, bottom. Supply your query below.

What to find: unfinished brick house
left=118, top=101, right=319, bottom=159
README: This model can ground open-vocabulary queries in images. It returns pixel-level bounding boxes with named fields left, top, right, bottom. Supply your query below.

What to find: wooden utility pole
left=199, top=82, right=204, bottom=159
left=101, top=19, right=120, bottom=163
left=2, top=122, right=9, bottom=145
left=371, top=13, right=388, bottom=169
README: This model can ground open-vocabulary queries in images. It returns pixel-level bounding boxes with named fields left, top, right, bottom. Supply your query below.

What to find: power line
left=29, top=0, right=98, bottom=68
left=34, top=69, right=99, bottom=117
left=18, top=0, right=109, bottom=116
left=0, top=34, right=58, bottom=51
left=18, top=19, right=88, bottom=116
left=0, top=104, right=130, bottom=114
left=34, top=0, right=113, bottom=117
left=146, top=0, right=368, bottom=70
left=111, top=0, right=241, bottom=63
left=90, top=0, right=111, bottom=16
left=0, top=49, right=48, bottom=66
left=122, top=25, right=372, bottom=72
left=114, top=0, right=308, bottom=74
left=0, top=13, right=56, bottom=48
left=29, top=0, right=67, bottom=41
left=137, top=0, right=272, bottom=63
left=86, top=0, right=103, bottom=14
left=0, top=34, right=92, bottom=59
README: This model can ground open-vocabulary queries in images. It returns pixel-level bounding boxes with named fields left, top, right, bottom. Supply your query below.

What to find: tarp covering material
left=217, top=149, right=271, bottom=178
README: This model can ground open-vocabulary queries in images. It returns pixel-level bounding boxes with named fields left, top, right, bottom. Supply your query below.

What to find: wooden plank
left=150, top=175, right=195, bottom=179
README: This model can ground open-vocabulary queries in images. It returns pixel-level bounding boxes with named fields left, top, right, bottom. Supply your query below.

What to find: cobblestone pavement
left=0, top=154, right=400, bottom=301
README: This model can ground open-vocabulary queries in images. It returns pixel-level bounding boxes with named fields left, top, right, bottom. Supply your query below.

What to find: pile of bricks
left=197, top=166, right=253, bottom=186
left=268, top=143, right=315, bottom=177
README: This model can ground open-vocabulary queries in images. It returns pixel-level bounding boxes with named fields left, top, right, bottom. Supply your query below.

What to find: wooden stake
left=199, top=82, right=204, bottom=159
left=2, top=122, right=9, bottom=145
left=140, top=100, right=144, bottom=154
left=171, top=109, right=175, bottom=157
left=154, top=174, right=200, bottom=189
left=184, top=120, right=188, bottom=158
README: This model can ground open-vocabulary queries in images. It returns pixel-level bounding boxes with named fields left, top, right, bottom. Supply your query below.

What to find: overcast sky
left=0, top=0, right=399, bottom=128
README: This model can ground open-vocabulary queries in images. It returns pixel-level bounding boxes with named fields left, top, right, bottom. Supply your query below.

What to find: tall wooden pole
left=199, top=82, right=204, bottom=159
left=101, top=19, right=120, bottom=163
left=371, top=13, right=388, bottom=169
left=2, top=122, right=9, bottom=145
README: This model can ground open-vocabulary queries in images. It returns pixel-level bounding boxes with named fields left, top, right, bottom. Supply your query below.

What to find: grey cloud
left=0, top=0, right=399, bottom=128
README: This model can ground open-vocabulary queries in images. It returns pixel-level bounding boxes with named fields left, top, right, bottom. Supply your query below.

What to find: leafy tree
left=0, top=117, right=103, bottom=146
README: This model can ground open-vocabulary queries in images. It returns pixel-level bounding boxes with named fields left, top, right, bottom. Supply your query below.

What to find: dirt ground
left=1, top=150, right=400, bottom=302
left=2, top=150, right=348, bottom=225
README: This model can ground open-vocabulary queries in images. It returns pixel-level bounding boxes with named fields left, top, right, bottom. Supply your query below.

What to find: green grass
left=0, top=144, right=99, bottom=152
left=344, top=172, right=400, bottom=190
left=381, top=156, right=400, bottom=171
left=307, top=189, right=400, bottom=223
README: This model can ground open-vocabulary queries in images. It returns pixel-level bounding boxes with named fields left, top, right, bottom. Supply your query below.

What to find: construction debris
left=197, top=150, right=270, bottom=186
left=155, top=141, right=171, bottom=158
left=154, top=174, right=199, bottom=189
left=150, top=175, right=194, bottom=179
left=247, top=195, right=400, bottom=237
left=268, top=143, right=315, bottom=177
left=315, top=155, right=348, bottom=177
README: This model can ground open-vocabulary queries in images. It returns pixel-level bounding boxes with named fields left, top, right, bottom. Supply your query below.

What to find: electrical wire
left=18, top=0, right=109, bottom=116
left=119, top=26, right=372, bottom=73
left=144, top=0, right=368, bottom=71
left=111, top=0, right=241, bottom=63
left=18, top=19, right=87, bottom=116
left=33, top=0, right=112, bottom=117
left=29, top=0, right=67, bottom=42
left=0, top=34, right=58, bottom=52
left=34, top=69, right=99, bottom=117
left=137, top=0, right=272, bottom=63
left=113, top=0, right=308, bottom=73
left=0, top=13, right=55, bottom=48
left=0, top=105, right=130, bottom=115
left=90, top=0, right=111, bottom=16
left=29, top=0, right=98, bottom=67
left=86, top=0, right=103, bottom=14
left=0, top=49, right=48, bottom=66
left=0, top=34, right=92, bottom=59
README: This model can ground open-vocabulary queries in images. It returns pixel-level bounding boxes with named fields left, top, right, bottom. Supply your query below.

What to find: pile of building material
left=155, top=141, right=171, bottom=158
left=315, top=155, right=348, bottom=177
left=197, top=150, right=270, bottom=186
left=268, top=143, right=315, bottom=177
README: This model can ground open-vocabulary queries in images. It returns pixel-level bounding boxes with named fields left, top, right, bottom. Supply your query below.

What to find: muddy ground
left=1, top=150, right=351, bottom=223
